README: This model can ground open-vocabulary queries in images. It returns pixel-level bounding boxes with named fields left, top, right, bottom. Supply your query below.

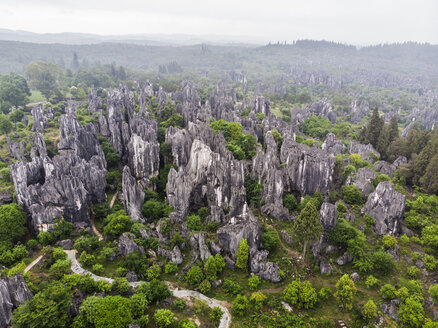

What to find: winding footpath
left=64, top=250, right=231, bottom=328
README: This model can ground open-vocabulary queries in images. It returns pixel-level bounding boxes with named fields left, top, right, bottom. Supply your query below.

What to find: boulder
left=189, top=233, right=212, bottom=261
left=250, top=250, right=282, bottom=283
left=361, top=182, right=406, bottom=235
left=118, top=232, right=144, bottom=256
left=319, top=258, right=333, bottom=275
left=0, top=189, right=13, bottom=206
left=381, top=299, right=401, bottom=322
left=351, top=272, right=359, bottom=281
left=374, top=161, right=396, bottom=178
left=336, top=252, right=353, bottom=266
left=348, top=141, right=380, bottom=163
left=158, top=245, right=183, bottom=265
left=55, top=239, right=74, bottom=250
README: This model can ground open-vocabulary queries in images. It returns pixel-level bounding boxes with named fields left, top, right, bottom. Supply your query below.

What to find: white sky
left=0, top=0, right=437, bottom=44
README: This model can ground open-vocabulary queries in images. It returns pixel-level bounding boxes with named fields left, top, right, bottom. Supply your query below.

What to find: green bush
left=223, top=279, right=243, bottom=296
left=283, top=194, right=298, bottom=212
left=341, top=185, right=363, bottom=205
left=186, top=215, right=202, bottom=231
left=261, top=229, right=279, bottom=251
left=283, top=279, right=318, bottom=309
left=142, top=200, right=172, bottom=221
left=380, top=284, right=397, bottom=300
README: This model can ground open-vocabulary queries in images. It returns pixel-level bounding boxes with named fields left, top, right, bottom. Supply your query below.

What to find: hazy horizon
left=0, top=0, right=437, bottom=45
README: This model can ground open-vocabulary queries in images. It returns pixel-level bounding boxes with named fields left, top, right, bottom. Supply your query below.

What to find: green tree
left=335, top=274, right=356, bottom=311
left=283, top=194, right=298, bottom=212
left=398, top=297, right=424, bottom=328
left=232, top=294, right=249, bottom=316
left=12, top=281, right=71, bottom=328
left=49, top=259, right=72, bottom=279
left=341, top=185, right=363, bottom=205
left=142, top=200, right=172, bottom=221
left=204, top=256, right=218, bottom=281
left=153, top=309, right=176, bottom=328
left=250, top=291, right=267, bottom=311
left=199, top=279, right=211, bottom=294
left=0, top=114, right=12, bottom=134
left=26, top=61, right=65, bottom=99
left=429, top=284, right=438, bottom=303
left=363, top=300, right=377, bottom=322
left=248, top=275, right=260, bottom=290
left=0, top=203, right=26, bottom=249
left=365, top=107, right=384, bottom=148
left=103, top=210, right=132, bottom=236
left=210, top=306, right=224, bottom=327
left=235, top=238, right=249, bottom=271
left=95, top=296, right=132, bottom=328
left=283, top=279, right=318, bottom=309
left=73, top=296, right=101, bottom=328
left=146, top=264, right=161, bottom=281
left=186, top=214, right=202, bottom=231
left=261, top=229, right=279, bottom=251
left=130, top=293, right=149, bottom=319
left=292, top=201, right=322, bottom=259
left=185, top=265, right=204, bottom=287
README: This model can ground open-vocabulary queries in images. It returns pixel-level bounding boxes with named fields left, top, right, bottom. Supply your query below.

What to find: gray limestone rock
left=319, top=258, right=333, bottom=275
left=122, top=166, right=145, bottom=222
left=321, top=133, right=345, bottom=155
left=381, top=299, right=401, bottom=322
left=118, top=232, right=144, bottom=256
left=55, top=239, right=74, bottom=250
left=374, top=161, right=396, bottom=178
left=348, top=141, right=380, bottom=163
left=336, top=252, right=353, bottom=266
left=250, top=250, right=282, bottom=283
left=158, top=245, right=183, bottom=265
left=346, top=168, right=376, bottom=196
left=361, top=182, right=406, bottom=235
left=280, top=132, right=335, bottom=195
left=319, top=203, right=337, bottom=233
left=0, top=274, right=33, bottom=328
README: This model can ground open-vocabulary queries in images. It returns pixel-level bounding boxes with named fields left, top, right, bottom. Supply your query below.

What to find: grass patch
left=28, top=90, right=46, bottom=103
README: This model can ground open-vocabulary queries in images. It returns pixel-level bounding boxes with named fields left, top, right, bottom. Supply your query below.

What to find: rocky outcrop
left=252, top=132, right=288, bottom=220
left=31, top=104, right=49, bottom=132
left=319, top=203, right=337, bottom=233
left=7, top=139, right=26, bottom=160
left=189, top=232, right=212, bottom=261
left=165, top=126, right=193, bottom=168
left=280, top=131, right=335, bottom=195
left=374, top=161, right=396, bottom=178
left=0, top=189, right=13, bottom=205
left=158, top=245, right=183, bottom=265
left=348, top=141, right=380, bottom=163
left=217, top=212, right=262, bottom=259
left=118, top=232, right=144, bottom=256
left=361, top=182, right=406, bottom=235
left=0, top=274, right=33, bottom=328
left=307, top=98, right=336, bottom=122
left=122, top=166, right=145, bottom=222
left=381, top=299, right=401, bottom=322
left=250, top=250, right=282, bottom=282
left=346, top=168, right=376, bottom=196
left=11, top=112, right=107, bottom=232
left=321, top=133, right=345, bottom=155
left=350, top=99, right=370, bottom=123
left=126, top=112, right=160, bottom=184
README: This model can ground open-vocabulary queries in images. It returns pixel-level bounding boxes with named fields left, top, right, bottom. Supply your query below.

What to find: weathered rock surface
left=319, top=258, right=333, bottom=275
left=118, top=232, right=144, bottom=256
left=158, top=245, right=183, bottom=265
left=252, top=132, right=288, bottom=220
left=0, top=189, right=13, bottom=205
left=122, top=166, right=145, bottom=222
left=374, top=161, right=396, bottom=178
left=350, top=99, right=370, bottom=123
left=11, top=112, right=107, bottom=232
left=189, top=232, right=212, bottom=261
left=319, top=203, right=337, bottom=233
left=0, top=274, right=33, bottom=328
left=381, top=299, right=401, bottom=322
left=361, top=182, right=406, bottom=235
left=321, top=133, right=345, bottom=155
left=280, top=131, right=335, bottom=195
left=348, top=141, right=380, bottom=163
left=250, top=250, right=282, bottom=282
left=31, top=104, right=49, bottom=132
left=307, top=98, right=336, bottom=122
left=346, top=168, right=376, bottom=196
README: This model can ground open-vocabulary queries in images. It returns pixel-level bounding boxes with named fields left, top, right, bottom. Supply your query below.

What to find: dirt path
left=23, top=255, right=43, bottom=273
left=65, top=250, right=231, bottom=328
left=109, top=191, right=118, bottom=209
left=90, top=208, right=103, bottom=241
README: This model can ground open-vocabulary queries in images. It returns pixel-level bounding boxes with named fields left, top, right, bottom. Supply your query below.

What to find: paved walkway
left=65, top=250, right=231, bottom=328
left=23, top=255, right=43, bottom=273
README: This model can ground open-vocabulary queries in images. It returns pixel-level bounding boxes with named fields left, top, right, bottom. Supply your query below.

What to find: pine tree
left=236, top=239, right=249, bottom=271
left=377, top=125, right=390, bottom=159
left=366, top=107, right=384, bottom=148
left=292, top=201, right=322, bottom=259
left=388, top=116, right=399, bottom=143
left=420, top=153, right=438, bottom=194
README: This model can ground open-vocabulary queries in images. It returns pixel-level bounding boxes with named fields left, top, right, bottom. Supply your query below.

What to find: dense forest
left=0, top=38, right=438, bottom=328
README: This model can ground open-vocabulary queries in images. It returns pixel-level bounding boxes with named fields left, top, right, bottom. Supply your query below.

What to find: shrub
left=283, top=280, right=318, bottom=309
left=283, top=194, right=298, bottom=212
left=380, top=284, right=397, bottom=299
left=382, top=235, right=397, bottom=248
left=37, top=231, right=54, bottom=246
left=365, top=275, right=378, bottom=288
left=223, top=279, right=243, bottom=296
left=153, top=309, right=176, bottom=328
left=335, top=274, right=356, bottom=311
left=186, top=215, right=202, bottom=231
left=199, top=279, right=211, bottom=294
left=261, top=229, right=279, bottom=251
left=318, top=286, right=332, bottom=300
left=130, top=293, right=149, bottom=319
left=210, top=306, right=224, bottom=328
left=424, top=254, right=437, bottom=271
left=248, top=275, right=260, bottom=291
left=142, top=200, right=172, bottom=221
left=232, top=295, right=249, bottom=316
left=363, top=300, right=377, bottom=322
left=372, top=250, right=395, bottom=274
left=205, top=221, right=220, bottom=232
left=92, top=264, right=104, bottom=275
left=79, top=251, right=96, bottom=269
left=407, top=266, right=420, bottom=278
left=398, top=297, right=425, bottom=328
left=173, top=298, right=186, bottom=311
left=103, top=210, right=132, bottom=236
left=341, top=185, right=363, bottom=205
left=328, top=218, right=359, bottom=248
left=165, top=261, right=177, bottom=274
left=399, top=234, right=410, bottom=245
left=111, top=277, right=131, bottom=295
left=185, top=266, right=204, bottom=287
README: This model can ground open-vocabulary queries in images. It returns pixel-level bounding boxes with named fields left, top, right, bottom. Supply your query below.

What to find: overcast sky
left=0, top=0, right=437, bottom=45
